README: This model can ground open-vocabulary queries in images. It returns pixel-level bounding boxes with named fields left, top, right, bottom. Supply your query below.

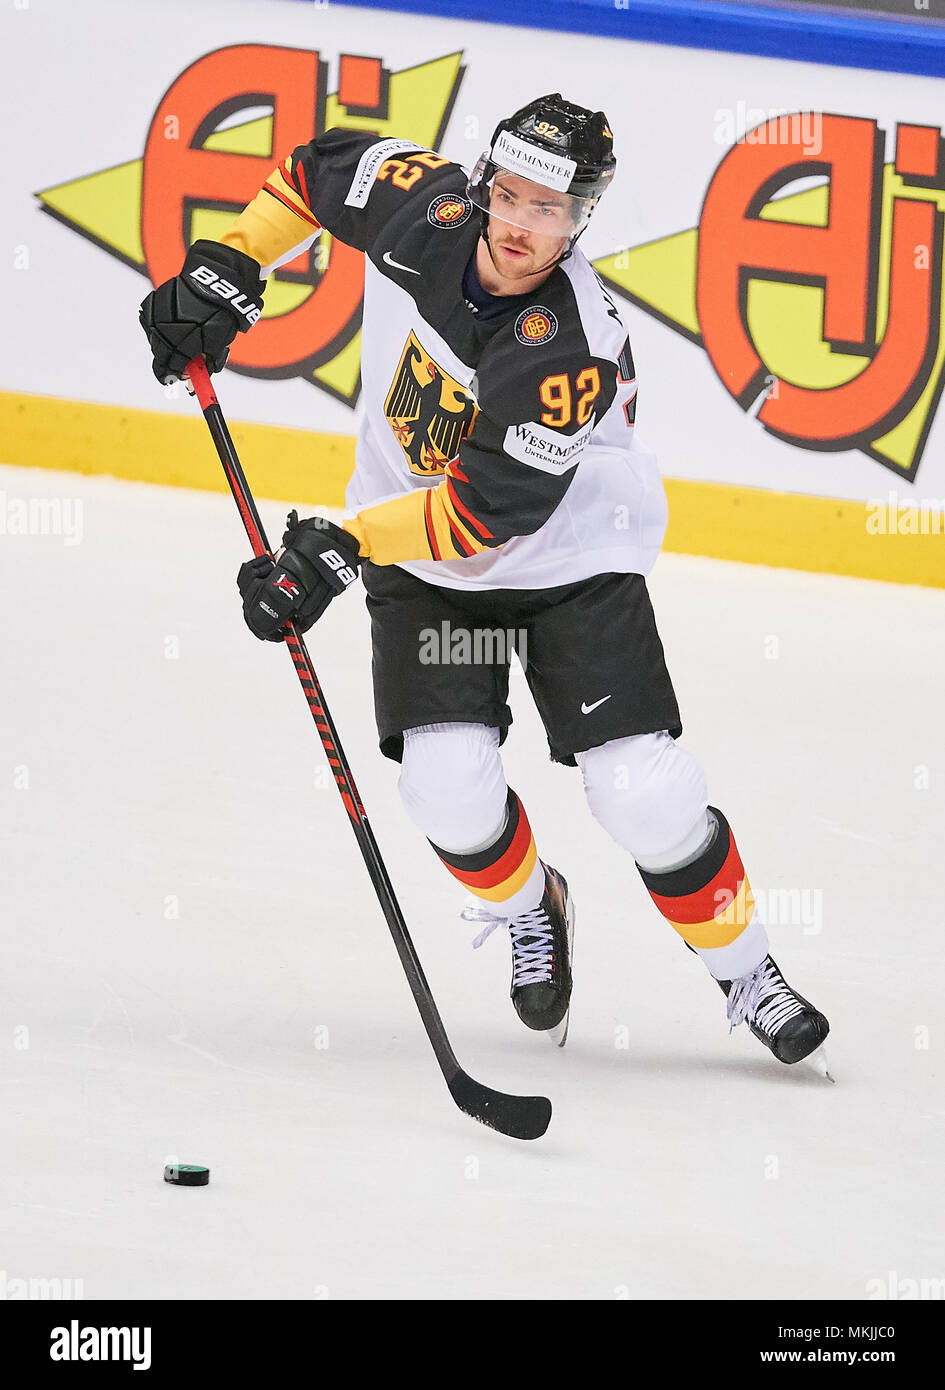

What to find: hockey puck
left=163, top=1163, right=209, bottom=1187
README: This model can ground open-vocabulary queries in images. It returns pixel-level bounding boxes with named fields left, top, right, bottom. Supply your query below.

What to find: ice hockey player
left=140, top=95, right=830, bottom=1068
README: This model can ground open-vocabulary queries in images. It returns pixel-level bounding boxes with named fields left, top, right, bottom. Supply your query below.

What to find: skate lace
left=726, top=958, right=805, bottom=1036
left=463, top=903, right=555, bottom=987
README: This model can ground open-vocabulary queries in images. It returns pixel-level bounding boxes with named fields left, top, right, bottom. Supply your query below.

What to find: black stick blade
left=448, top=1070, right=552, bottom=1141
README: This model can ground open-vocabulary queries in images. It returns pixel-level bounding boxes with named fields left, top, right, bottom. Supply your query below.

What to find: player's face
left=486, top=172, right=572, bottom=276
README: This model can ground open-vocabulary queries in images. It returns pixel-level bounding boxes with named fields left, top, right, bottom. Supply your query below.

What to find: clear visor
left=467, top=154, right=595, bottom=237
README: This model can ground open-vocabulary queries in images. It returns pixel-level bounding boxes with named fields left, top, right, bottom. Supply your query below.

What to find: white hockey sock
left=579, top=735, right=768, bottom=978
left=399, top=722, right=545, bottom=919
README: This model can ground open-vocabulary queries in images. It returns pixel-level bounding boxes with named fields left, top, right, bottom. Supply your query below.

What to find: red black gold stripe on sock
left=636, top=807, right=754, bottom=949
left=429, top=789, right=537, bottom=905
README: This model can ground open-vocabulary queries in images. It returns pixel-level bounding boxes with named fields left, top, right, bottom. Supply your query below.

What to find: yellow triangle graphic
left=595, top=228, right=700, bottom=342
left=37, top=158, right=146, bottom=268
left=204, top=113, right=274, bottom=156
left=758, top=183, right=829, bottom=226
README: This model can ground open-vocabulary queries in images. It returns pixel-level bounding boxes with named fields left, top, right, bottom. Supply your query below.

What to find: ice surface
left=2, top=463, right=943, bottom=1300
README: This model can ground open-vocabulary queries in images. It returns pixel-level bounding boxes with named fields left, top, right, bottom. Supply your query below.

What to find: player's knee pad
left=577, top=731, right=709, bottom=862
left=398, top=722, right=508, bottom=852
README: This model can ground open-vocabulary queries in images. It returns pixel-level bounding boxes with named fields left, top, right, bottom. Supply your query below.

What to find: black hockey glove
left=139, top=240, right=266, bottom=385
left=237, top=511, right=362, bottom=642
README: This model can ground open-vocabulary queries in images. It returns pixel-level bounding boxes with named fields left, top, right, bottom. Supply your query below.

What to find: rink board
left=2, top=0, right=944, bottom=585
left=1, top=386, right=943, bottom=587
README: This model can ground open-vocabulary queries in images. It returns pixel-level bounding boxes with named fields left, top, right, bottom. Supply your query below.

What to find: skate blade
left=546, top=1009, right=570, bottom=1049
left=802, top=1043, right=835, bottom=1082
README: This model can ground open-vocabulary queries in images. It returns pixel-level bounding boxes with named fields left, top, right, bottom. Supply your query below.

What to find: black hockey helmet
left=467, top=94, right=616, bottom=261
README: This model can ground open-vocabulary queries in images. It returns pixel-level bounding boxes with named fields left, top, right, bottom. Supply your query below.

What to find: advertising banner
left=2, top=0, right=943, bottom=579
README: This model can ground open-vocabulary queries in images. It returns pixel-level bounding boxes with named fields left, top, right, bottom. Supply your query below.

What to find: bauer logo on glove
left=187, top=263, right=263, bottom=326
left=139, top=239, right=266, bottom=385
left=318, top=548, right=359, bottom=587
left=236, top=511, right=363, bottom=642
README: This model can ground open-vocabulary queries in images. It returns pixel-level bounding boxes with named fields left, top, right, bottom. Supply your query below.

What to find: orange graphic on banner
left=36, top=45, right=464, bottom=405
left=595, top=113, right=945, bottom=480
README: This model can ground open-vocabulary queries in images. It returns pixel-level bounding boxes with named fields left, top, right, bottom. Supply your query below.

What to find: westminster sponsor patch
left=427, top=193, right=473, bottom=228
left=344, top=138, right=421, bottom=208
left=503, top=417, right=593, bottom=473
left=492, top=131, right=576, bottom=192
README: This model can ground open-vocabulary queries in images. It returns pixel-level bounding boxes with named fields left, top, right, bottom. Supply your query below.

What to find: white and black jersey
left=221, top=129, right=667, bottom=591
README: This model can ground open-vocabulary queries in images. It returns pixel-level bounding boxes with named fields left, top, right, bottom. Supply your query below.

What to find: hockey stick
left=184, top=355, right=551, bottom=1141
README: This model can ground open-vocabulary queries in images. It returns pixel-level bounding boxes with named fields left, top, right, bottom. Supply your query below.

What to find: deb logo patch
left=428, top=193, right=472, bottom=228
left=515, top=307, right=558, bottom=346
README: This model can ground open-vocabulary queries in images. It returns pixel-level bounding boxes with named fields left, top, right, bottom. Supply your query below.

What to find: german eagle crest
left=385, top=331, right=478, bottom=476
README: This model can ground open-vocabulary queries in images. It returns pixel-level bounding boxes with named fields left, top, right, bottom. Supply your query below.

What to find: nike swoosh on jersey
left=383, top=250, right=420, bottom=275
left=581, top=696, right=612, bottom=714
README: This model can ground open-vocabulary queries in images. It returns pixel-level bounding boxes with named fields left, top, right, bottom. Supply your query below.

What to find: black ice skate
left=466, top=864, right=574, bottom=1046
left=718, top=955, right=831, bottom=1075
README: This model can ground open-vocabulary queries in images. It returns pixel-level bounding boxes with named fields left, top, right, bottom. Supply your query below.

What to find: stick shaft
left=185, top=357, right=462, bottom=1081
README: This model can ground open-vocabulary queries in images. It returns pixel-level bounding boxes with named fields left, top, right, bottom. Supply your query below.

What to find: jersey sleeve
left=343, top=345, right=618, bottom=566
left=220, top=129, right=457, bottom=271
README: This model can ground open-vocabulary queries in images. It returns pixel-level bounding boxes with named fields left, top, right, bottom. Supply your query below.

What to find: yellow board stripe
left=0, top=388, right=354, bottom=505
left=1, top=390, right=942, bottom=587
left=662, top=477, right=945, bottom=588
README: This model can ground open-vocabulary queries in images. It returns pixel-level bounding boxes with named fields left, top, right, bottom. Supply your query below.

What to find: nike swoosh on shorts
left=581, top=696, right=612, bottom=714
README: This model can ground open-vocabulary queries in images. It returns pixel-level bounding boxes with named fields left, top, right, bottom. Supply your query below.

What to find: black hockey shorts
left=362, top=561, right=682, bottom=766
